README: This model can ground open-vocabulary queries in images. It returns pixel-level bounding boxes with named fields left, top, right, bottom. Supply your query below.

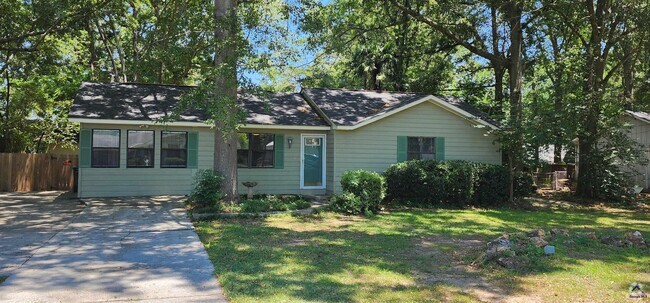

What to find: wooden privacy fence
left=0, top=153, right=78, bottom=192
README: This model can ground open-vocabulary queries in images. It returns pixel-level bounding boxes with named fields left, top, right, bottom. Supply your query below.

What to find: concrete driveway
left=0, top=192, right=226, bottom=302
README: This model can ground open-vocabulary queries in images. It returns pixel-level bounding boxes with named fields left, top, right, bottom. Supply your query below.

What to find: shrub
left=513, top=172, right=534, bottom=198
left=384, top=161, right=429, bottom=205
left=329, top=192, right=364, bottom=215
left=384, top=160, right=533, bottom=208
left=340, top=170, right=385, bottom=207
left=441, top=161, right=475, bottom=207
left=187, top=169, right=224, bottom=209
left=240, top=199, right=271, bottom=213
left=220, top=195, right=312, bottom=213
left=473, top=165, right=509, bottom=206
left=269, top=196, right=312, bottom=211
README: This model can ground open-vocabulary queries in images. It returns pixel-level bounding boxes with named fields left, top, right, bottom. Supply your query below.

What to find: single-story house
left=68, top=82, right=501, bottom=198
left=620, top=110, right=650, bottom=190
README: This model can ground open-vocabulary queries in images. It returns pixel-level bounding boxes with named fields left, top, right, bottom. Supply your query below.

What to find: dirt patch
left=410, top=235, right=541, bottom=303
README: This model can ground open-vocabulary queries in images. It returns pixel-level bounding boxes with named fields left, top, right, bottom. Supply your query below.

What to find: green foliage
left=188, top=169, right=225, bottom=209
left=473, top=165, right=510, bottom=207
left=300, top=0, right=453, bottom=92
left=239, top=199, right=271, bottom=213
left=329, top=192, right=364, bottom=215
left=340, top=170, right=385, bottom=207
left=513, top=172, right=534, bottom=198
left=331, top=170, right=385, bottom=215
left=384, top=160, right=531, bottom=208
left=224, top=195, right=312, bottom=213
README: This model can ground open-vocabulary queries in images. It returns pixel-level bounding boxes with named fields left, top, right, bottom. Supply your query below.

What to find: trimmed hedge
left=384, top=160, right=532, bottom=207
left=331, top=170, right=385, bottom=215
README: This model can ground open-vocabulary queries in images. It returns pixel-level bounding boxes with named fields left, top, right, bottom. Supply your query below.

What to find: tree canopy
left=2, top=0, right=650, bottom=200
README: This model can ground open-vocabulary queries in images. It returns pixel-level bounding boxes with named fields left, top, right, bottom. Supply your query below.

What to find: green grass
left=196, top=207, right=650, bottom=302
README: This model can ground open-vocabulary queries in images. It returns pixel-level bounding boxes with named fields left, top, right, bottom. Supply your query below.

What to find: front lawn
left=195, top=205, right=650, bottom=302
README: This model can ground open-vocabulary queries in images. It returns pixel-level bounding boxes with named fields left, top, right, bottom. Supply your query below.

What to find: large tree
left=549, top=0, right=649, bottom=198
left=388, top=0, right=529, bottom=200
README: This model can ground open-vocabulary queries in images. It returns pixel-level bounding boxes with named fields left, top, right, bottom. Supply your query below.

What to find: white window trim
left=300, top=133, right=326, bottom=190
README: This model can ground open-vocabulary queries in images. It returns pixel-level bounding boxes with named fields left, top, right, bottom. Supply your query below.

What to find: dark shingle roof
left=69, top=82, right=328, bottom=126
left=433, top=95, right=500, bottom=127
left=626, top=110, right=650, bottom=124
left=301, top=88, right=499, bottom=127
left=70, top=82, right=499, bottom=129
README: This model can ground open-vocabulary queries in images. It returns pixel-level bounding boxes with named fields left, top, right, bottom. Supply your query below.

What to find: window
left=407, top=137, right=436, bottom=160
left=237, top=133, right=275, bottom=168
left=161, top=131, right=187, bottom=168
left=92, top=129, right=120, bottom=168
left=127, top=130, right=154, bottom=168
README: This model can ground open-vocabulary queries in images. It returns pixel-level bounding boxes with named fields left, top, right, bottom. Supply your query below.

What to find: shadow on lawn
left=199, top=218, right=529, bottom=302
left=198, top=208, right=650, bottom=302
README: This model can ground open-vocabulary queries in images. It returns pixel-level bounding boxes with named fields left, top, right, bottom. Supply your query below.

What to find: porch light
left=287, top=137, right=293, bottom=148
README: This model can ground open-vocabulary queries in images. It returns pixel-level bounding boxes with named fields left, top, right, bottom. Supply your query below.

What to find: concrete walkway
left=0, top=192, right=226, bottom=303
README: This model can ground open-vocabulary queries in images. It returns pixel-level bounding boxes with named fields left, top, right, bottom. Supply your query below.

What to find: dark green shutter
left=274, top=134, right=284, bottom=169
left=79, top=129, right=91, bottom=168
left=187, top=132, right=199, bottom=168
left=397, top=136, right=407, bottom=162
left=436, top=137, right=445, bottom=160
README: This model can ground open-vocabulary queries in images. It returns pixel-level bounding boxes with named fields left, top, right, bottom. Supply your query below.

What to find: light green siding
left=326, top=131, right=336, bottom=194
left=332, top=101, right=501, bottom=193
left=78, top=123, right=214, bottom=198
left=78, top=124, right=327, bottom=197
left=236, top=129, right=327, bottom=195
left=78, top=101, right=499, bottom=197
left=620, top=116, right=650, bottom=188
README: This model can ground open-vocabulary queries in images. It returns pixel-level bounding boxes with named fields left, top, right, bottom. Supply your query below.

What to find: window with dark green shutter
left=399, top=136, right=445, bottom=161
left=407, top=137, right=436, bottom=160
left=237, top=133, right=275, bottom=168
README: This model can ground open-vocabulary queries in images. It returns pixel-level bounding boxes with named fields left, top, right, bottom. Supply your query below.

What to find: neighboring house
left=68, top=82, right=501, bottom=198
left=621, top=110, right=650, bottom=189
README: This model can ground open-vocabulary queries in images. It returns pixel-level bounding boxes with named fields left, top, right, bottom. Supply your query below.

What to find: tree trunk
left=95, top=19, right=120, bottom=82
left=622, top=39, right=634, bottom=106
left=494, top=65, right=505, bottom=106
left=551, top=37, right=564, bottom=164
left=213, top=0, right=239, bottom=202
left=576, top=0, right=607, bottom=198
left=86, top=18, right=97, bottom=81
left=505, top=0, right=524, bottom=202
left=490, top=5, right=505, bottom=108
left=368, top=61, right=382, bottom=90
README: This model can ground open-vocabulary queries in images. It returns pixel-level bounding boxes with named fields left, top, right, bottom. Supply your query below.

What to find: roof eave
left=335, top=95, right=499, bottom=131
left=624, top=110, right=650, bottom=125
left=68, top=117, right=331, bottom=130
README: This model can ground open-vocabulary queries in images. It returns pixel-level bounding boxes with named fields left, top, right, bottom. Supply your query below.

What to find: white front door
left=300, top=134, right=326, bottom=189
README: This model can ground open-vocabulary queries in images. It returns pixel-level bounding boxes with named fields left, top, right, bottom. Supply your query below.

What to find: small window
left=161, top=131, right=187, bottom=168
left=127, top=130, right=154, bottom=168
left=237, top=133, right=275, bottom=168
left=407, top=137, right=436, bottom=160
left=92, top=129, right=120, bottom=168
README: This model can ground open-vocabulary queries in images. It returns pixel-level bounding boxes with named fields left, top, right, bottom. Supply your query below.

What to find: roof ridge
left=83, top=81, right=197, bottom=88
left=304, top=87, right=430, bottom=95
